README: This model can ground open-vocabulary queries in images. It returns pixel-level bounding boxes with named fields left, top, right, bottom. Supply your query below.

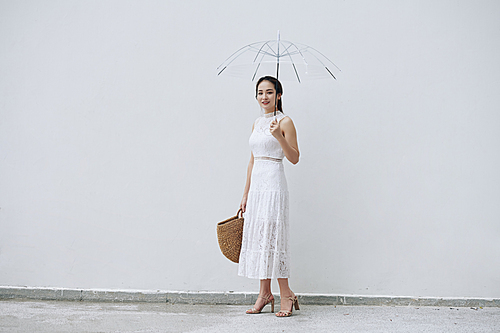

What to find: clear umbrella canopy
left=217, top=33, right=340, bottom=82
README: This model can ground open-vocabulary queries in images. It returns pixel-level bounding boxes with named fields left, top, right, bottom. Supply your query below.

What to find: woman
left=238, top=76, right=300, bottom=317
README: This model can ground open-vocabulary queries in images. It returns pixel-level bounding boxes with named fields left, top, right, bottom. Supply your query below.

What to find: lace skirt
left=238, top=159, right=290, bottom=279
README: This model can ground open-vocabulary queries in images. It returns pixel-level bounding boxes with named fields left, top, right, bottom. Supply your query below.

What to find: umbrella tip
left=277, top=30, right=280, bottom=41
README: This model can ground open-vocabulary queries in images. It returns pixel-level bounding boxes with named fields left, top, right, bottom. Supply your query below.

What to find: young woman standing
left=238, top=76, right=300, bottom=317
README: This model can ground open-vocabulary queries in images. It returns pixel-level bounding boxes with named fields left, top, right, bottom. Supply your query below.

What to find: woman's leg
left=276, top=278, right=296, bottom=316
left=247, top=279, right=273, bottom=313
left=259, top=278, right=272, bottom=295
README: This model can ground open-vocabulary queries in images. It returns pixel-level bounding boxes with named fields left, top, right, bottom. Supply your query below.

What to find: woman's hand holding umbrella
left=270, top=120, right=282, bottom=139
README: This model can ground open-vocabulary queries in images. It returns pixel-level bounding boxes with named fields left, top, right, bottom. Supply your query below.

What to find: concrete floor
left=1, top=300, right=499, bottom=332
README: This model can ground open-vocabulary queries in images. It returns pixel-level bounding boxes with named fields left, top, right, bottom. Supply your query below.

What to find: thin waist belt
left=254, top=156, right=283, bottom=162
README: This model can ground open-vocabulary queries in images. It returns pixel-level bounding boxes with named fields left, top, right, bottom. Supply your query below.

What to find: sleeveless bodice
left=249, top=111, right=288, bottom=160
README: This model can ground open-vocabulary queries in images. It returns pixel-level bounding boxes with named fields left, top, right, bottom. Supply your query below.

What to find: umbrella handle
left=275, top=30, right=280, bottom=118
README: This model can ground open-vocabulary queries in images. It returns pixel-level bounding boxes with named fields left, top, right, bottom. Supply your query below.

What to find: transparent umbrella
left=217, top=31, right=341, bottom=83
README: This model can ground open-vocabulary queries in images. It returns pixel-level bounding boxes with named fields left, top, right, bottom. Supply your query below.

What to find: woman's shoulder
left=278, top=113, right=293, bottom=123
left=279, top=114, right=296, bottom=133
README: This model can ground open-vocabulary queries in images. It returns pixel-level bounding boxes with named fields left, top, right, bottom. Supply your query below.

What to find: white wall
left=1, top=0, right=499, bottom=298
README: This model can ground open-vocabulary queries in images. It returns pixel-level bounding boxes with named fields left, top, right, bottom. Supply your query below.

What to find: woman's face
left=256, top=80, right=280, bottom=113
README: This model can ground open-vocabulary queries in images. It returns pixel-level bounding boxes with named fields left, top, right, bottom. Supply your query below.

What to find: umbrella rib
left=283, top=41, right=340, bottom=72
left=303, top=50, right=330, bottom=77
left=278, top=42, right=295, bottom=58
left=304, top=48, right=328, bottom=68
left=302, top=44, right=341, bottom=71
left=246, top=49, right=278, bottom=59
left=292, top=43, right=341, bottom=80
left=251, top=62, right=262, bottom=81
left=296, top=45, right=340, bottom=79
left=287, top=42, right=309, bottom=66
left=217, top=46, right=255, bottom=74
left=292, top=63, right=301, bottom=83
left=217, top=44, right=251, bottom=70
left=251, top=49, right=269, bottom=80
left=217, top=41, right=274, bottom=72
left=217, top=66, right=227, bottom=76
left=325, top=66, right=337, bottom=80
left=277, top=41, right=307, bottom=62
left=279, top=41, right=302, bottom=82
left=252, top=43, right=273, bottom=81
left=252, top=41, right=277, bottom=63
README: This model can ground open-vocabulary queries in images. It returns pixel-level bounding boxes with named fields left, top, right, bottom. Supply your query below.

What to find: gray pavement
left=1, top=300, right=499, bottom=332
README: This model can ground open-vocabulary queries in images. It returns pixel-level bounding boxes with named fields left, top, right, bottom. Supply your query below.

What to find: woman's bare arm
left=270, top=117, right=300, bottom=164
left=240, top=123, right=255, bottom=212
left=239, top=152, right=254, bottom=213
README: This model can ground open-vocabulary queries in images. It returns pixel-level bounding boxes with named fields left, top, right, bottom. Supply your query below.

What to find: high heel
left=246, top=294, right=275, bottom=314
left=276, top=295, right=299, bottom=317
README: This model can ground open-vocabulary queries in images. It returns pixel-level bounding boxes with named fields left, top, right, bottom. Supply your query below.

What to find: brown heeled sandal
left=276, top=295, right=300, bottom=317
left=246, top=294, right=275, bottom=314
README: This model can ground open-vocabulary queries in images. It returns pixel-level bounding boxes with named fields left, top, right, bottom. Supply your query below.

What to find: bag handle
left=237, top=208, right=243, bottom=218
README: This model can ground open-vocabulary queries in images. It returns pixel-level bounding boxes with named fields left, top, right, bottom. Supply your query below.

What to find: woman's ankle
left=279, top=291, right=294, bottom=298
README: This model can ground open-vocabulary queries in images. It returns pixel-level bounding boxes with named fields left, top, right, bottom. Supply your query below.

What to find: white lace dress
left=238, top=111, right=290, bottom=279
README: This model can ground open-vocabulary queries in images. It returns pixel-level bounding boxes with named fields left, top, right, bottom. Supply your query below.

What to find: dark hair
left=255, top=76, right=283, bottom=112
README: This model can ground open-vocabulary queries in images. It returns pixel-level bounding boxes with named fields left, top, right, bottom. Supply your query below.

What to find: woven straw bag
left=217, top=209, right=244, bottom=263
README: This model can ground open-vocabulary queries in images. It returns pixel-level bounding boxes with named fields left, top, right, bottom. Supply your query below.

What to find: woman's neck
left=263, top=110, right=280, bottom=117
